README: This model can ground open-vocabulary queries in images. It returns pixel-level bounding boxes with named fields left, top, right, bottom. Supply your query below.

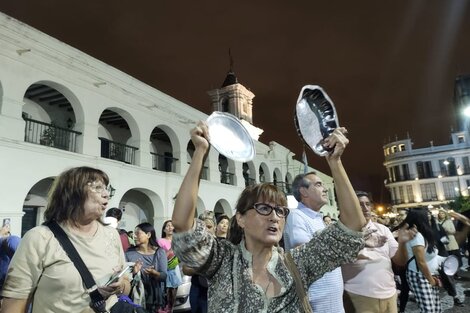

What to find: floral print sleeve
left=172, top=219, right=234, bottom=278
left=290, top=220, right=364, bottom=289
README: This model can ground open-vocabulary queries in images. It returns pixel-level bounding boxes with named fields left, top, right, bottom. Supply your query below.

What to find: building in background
left=384, top=75, right=470, bottom=212
left=0, top=12, right=337, bottom=237
left=383, top=130, right=470, bottom=211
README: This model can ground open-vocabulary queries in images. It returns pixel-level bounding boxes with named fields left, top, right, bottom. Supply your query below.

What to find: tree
left=448, top=195, right=470, bottom=213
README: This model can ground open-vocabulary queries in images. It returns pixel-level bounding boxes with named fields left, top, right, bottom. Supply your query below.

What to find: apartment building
left=383, top=131, right=470, bottom=210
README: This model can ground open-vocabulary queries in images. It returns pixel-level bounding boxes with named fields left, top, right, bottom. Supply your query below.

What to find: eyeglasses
left=87, top=181, right=114, bottom=199
left=250, top=203, right=290, bottom=218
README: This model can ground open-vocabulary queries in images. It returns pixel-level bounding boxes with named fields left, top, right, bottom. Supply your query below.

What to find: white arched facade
left=0, top=12, right=336, bottom=236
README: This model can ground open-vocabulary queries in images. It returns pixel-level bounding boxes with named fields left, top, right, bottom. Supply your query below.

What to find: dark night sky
left=2, top=0, right=470, bottom=203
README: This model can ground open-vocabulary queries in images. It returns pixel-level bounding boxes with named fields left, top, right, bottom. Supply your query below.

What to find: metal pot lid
left=294, top=85, right=339, bottom=156
left=442, top=255, right=459, bottom=276
left=206, top=111, right=255, bottom=162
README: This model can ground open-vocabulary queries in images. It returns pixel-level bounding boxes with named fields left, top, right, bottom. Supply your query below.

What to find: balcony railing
left=151, top=152, right=178, bottom=173
left=387, top=170, right=467, bottom=183
left=99, top=137, right=138, bottom=165
left=220, top=171, right=235, bottom=185
left=24, top=118, right=82, bottom=152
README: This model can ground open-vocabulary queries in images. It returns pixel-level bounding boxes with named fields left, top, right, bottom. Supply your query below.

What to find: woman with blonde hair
left=437, top=209, right=461, bottom=264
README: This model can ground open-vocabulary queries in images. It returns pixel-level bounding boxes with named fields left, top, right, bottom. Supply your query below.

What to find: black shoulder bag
left=45, top=221, right=144, bottom=313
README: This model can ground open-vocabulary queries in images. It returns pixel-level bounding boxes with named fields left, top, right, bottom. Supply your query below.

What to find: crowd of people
left=1, top=121, right=470, bottom=313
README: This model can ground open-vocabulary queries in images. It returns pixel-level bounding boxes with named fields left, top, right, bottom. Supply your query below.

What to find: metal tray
left=294, top=85, right=339, bottom=156
left=206, top=111, right=255, bottom=162
left=442, top=255, right=459, bottom=276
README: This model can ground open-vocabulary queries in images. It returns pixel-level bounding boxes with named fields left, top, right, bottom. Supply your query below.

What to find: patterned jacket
left=173, top=220, right=364, bottom=313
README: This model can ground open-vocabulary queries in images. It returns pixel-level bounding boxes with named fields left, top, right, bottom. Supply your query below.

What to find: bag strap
left=406, top=255, right=418, bottom=272
left=44, top=221, right=106, bottom=311
left=283, top=252, right=313, bottom=313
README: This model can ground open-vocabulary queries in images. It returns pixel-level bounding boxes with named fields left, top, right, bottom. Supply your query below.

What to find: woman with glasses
left=0, top=167, right=130, bottom=313
left=171, top=122, right=366, bottom=312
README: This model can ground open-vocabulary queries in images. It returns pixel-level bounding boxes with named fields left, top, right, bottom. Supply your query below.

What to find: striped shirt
left=284, top=203, right=345, bottom=313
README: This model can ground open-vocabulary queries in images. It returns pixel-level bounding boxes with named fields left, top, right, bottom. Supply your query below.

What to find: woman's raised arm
left=325, top=128, right=366, bottom=231
left=172, top=122, right=210, bottom=232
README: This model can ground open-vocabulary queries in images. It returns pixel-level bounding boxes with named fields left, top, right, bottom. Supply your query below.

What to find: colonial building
left=383, top=131, right=470, bottom=210
left=0, top=12, right=337, bottom=237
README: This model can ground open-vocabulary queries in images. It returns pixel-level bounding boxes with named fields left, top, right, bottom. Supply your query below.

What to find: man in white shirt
left=341, top=191, right=411, bottom=313
left=284, top=171, right=345, bottom=313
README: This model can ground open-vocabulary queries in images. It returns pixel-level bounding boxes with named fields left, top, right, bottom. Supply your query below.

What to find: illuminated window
left=406, top=185, right=414, bottom=202
left=442, top=181, right=459, bottom=199
left=420, top=183, right=437, bottom=201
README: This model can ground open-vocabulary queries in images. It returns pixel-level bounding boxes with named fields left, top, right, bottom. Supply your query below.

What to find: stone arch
left=22, top=176, right=55, bottom=236
left=23, top=80, right=84, bottom=124
left=118, top=187, right=164, bottom=232
left=273, top=167, right=283, bottom=190
left=213, top=199, right=232, bottom=218
left=98, top=107, right=140, bottom=164
left=22, top=82, right=84, bottom=151
left=259, top=162, right=271, bottom=183
left=150, top=124, right=181, bottom=173
left=196, top=197, right=206, bottom=217
left=242, top=161, right=256, bottom=186
left=285, top=172, right=294, bottom=194
left=219, top=154, right=236, bottom=185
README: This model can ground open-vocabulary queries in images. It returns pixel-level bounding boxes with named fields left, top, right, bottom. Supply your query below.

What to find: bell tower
left=207, top=52, right=255, bottom=124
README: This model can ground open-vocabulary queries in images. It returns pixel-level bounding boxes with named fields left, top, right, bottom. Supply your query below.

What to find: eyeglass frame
left=87, top=181, right=115, bottom=199
left=249, top=202, right=290, bottom=218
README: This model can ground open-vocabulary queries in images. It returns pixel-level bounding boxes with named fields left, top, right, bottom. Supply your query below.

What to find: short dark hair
left=291, top=172, right=317, bottom=201
left=106, top=207, right=122, bottom=221
left=355, top=191, right=371, bottom=200
left=216, top=214, right=230, bottom=226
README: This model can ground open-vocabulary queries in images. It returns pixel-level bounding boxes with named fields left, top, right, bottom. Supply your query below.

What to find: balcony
left=99, top=137, right=138, bottom=165
left=151, top=152, right=178, bottom=173
left=24, top=117, right=81, bottom=152
left=220, top=171, right=235, bottom=185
